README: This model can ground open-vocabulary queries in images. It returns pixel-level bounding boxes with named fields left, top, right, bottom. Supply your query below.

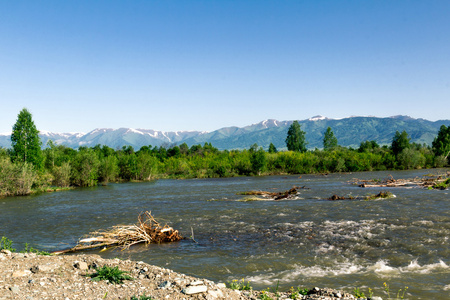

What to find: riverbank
left=0, top=250, right=359, bottom=300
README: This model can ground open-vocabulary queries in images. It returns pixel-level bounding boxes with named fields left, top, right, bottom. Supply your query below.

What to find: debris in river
left=53, top=211, right=182, bottom=255
left=328, top=191, right=394, bottom=201
left=237, top=186, right=308, bottom=200
left=351, top=173, right=450, bottom=189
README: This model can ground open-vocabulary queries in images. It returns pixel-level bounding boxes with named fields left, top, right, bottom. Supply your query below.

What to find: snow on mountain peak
left=309, top=115, right=327, bottom=121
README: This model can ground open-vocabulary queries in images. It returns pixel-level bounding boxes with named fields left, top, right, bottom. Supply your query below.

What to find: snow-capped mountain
left=1, top=116, right=449, bottom=150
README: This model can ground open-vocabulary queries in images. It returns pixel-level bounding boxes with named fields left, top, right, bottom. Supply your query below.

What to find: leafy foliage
left=88, top=265, right=133, bottom=284
left=10, top=108, right=43, bottom=169
left=323, top=127, right=338, bottom=150
left=285, top=121, right=307, bottom=152
left=391, top=130, right=410, bottom=156
left=0, top=236, right=16, bottom=252
left=432, top=125, right=450, bottom=164
left=227, top=279, right=252, bottom=290
left=268, top=142, right=278, bottom=153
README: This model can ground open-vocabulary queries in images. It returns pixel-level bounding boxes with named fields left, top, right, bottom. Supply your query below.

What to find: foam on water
left=247, top=258, right=449, bottom=285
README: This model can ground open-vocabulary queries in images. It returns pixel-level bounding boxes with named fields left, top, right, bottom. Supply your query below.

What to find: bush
left=88, top=266, right=133, bottom=284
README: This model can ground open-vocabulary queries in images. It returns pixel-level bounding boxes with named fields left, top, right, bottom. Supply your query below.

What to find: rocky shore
left=0, top=250, right=369, bottom=300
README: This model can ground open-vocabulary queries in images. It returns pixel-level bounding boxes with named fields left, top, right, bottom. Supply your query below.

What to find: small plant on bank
left=396, top=286, right=408, bottom=299
left=88, top=265, right=133, bottom=284
left=21, top=242, right=51, bottom=255
left=289, top=287, right=299, bottom=299
left=297, top=287, right=309, bottom=295
left=353, top=287, right=366, bottom=298
left=268, top=280, right=281, bottom=298
left=130, top=294, right=154, bottom=300
left=227, top=278, right=252, bottom=290
left=259, top=289, right=274, bottom=300
left=0, top=236, right=16, bottom=252
left=384, top=282, right=391, bottom=299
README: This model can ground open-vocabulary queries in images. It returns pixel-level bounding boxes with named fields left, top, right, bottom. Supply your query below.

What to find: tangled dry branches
left=54, top=211, right=182, bottom=254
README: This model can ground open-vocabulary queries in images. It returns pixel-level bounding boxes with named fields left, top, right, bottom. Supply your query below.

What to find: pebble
left=73, top=261, right=88, bottom=270
left=182, top=285, right=208, bottom=294
left=216, top=282, right=226, bottom=289
left=12, top=269, right=32, bottom=277
left=159, top=280, right=172, bottom=289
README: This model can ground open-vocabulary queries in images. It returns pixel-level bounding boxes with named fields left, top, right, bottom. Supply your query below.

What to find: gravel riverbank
left=0, top=250, right=366, bottom=300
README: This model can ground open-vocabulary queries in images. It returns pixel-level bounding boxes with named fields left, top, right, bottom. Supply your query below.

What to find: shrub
left=88, top=266, right=133, bottom=284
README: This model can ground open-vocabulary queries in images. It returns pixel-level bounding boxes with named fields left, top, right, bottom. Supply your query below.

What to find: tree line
left=1, top=109, right=449, bottom=197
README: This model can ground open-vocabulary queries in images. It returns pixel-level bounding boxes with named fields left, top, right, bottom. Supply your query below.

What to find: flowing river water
left=1, top=169, right=449, bottom=299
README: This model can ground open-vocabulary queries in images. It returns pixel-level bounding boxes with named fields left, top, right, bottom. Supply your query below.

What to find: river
left=1, top=169, right=449, bottom=299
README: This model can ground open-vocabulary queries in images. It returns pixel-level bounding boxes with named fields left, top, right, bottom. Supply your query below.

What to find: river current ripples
left=1, top=169, right=449, bottom=299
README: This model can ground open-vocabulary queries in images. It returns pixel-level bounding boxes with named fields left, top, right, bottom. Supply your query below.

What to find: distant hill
left=1, top=116, right=449, bottom=151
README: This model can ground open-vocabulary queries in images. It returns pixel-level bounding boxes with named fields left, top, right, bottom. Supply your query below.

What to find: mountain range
left=1, top=116, right=449, bottom=151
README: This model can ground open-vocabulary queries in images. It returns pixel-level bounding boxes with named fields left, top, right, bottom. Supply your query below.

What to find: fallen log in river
left=351, top=173, right=450, bottom=189
left=237, top=186, right=308, bottom=200
left=53, top=211, right=182, bottom=255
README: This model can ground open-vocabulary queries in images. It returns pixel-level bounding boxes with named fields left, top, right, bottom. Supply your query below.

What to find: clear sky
left=1, top=0, right=449, bottom=134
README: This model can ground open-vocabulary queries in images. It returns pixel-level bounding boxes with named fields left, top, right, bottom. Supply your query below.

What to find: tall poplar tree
left=10, top=108, right=43, bottom=169
left=285, top=120, right=307, bottom=152
left=432, top=125, right=450, bottom=163
left=323, top=127, right=338, bottom=150
left=391, top=130, right=410, bottom=157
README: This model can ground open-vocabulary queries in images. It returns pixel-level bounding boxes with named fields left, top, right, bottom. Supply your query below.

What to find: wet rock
left=182, top=285, right=208, bottom=294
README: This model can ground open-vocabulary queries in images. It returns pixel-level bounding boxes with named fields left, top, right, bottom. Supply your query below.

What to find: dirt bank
left=0, top=250, right=358, bottom=300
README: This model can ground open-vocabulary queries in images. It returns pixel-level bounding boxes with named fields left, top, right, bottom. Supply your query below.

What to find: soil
left=0, top=250, right=358, bottom=300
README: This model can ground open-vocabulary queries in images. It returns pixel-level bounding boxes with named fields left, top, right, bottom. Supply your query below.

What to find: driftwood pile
left=54, top=212, right=182, bottom=255
left=352, top=174, right=450, bottom=189
left=238, top=186, right=308, bottom=200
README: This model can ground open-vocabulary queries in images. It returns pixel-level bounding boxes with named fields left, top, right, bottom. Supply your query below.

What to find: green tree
left=358, top=140, right=380, bottom=152
left=98, top=155, right=119, bottom=184
left=323, top=127, right=338, bottom=150
left=10, top=108, right=43, bottom=169
left=391, top=130, right=410, bottom=156
left=249, top=144, right=267, bottom=175
left=285, top=121, right=307, bottom=152
left=432, top=125, right=450, bottom=164
left=268, top=143, right=278, bottom=153
left=71, top=148, right=100, bottom=187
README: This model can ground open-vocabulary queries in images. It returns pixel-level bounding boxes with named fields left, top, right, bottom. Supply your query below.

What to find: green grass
left=88, top=265, right=133, bottom=284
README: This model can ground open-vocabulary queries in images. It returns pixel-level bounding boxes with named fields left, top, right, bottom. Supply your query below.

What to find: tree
left=323, top=127, right=338, bottom=150
left=432, top=125, right=450, bottom=163
left=249, top=143, right=267, bottom=175
left=268, top=143, right=278, bottom=153
left=391, top=130, right=410, bottom=156
left=358, top=140, right=380, bottom=153
left=10, top=108, right=43, bottom=169
left=71, top=148, right=100, bottom=187
left=285, top=121, right=307, bottom=152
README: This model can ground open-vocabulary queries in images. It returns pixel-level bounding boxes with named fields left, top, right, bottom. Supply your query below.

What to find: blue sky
left=1, top=1, right=449, bottom=133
